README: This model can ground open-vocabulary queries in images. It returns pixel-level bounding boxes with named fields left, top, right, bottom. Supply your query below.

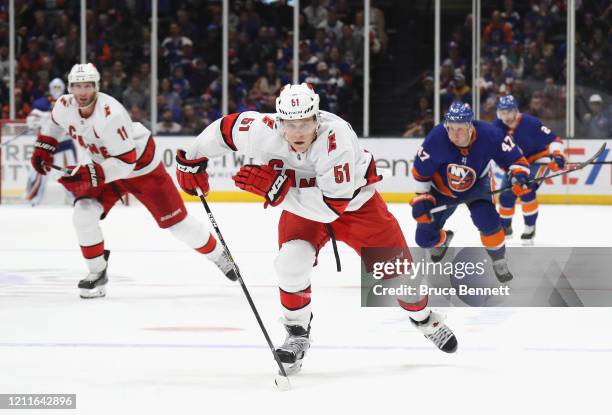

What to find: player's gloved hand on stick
left=410, top=193, right=436, bottom=223
left=509, top=168, right=531, bottom=196
left=549, top=150, right=566, bottom=172
left=175, top=150, right=210, bottom=196
left=58, top=164, right=105, bottom=197
left=31, top=135, right=58, bottom=175
left=232, top=164, right=290, bottom=208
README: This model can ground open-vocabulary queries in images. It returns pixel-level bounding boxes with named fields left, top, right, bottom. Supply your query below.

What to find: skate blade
left=79, top=286, right=106, bottom=299
left=279, top=360, right=303, bottom=376
left=521, top=238, right=535, bottom=246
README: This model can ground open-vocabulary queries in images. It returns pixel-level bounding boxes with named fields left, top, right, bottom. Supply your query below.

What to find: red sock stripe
left=81, top=242, right=105, bottom=259
left=196, top=234, right=217, bottom=254
left=280, top=286, right=312, bottom=311
left=397, top=295, right=429, bottom=311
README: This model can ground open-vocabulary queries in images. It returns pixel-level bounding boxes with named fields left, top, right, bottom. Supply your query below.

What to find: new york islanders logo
left=446, top=164, right=477, bottom=192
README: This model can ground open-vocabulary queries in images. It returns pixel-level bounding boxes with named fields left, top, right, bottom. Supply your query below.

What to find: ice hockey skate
left=207, top=244, right=238, bottom=281
left=275, top=321, right=311, bottom=375
left=521, top=225, right=535, bottom=245
left=430, top=230, right=454, bottom=262
left=503, top=225, right=513, bottom=239
left=410, top=310, right=458, bottom=353
left=493, top=257, right=513, bottom=283
left=78, top=250, right=110, bottom=299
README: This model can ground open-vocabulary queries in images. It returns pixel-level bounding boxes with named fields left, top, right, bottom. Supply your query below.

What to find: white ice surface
left=1, top=203, right=611, bottom=414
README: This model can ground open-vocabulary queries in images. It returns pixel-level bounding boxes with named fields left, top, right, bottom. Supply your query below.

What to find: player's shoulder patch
left=51, top=94, right=72, bottom=120
left=58, top=95, right=69, bottom=107
left=260, top=114, right=276, bottom=130
left=327, top=130, right=337, bottom=154
left=322, top=119, right=354, bottom=147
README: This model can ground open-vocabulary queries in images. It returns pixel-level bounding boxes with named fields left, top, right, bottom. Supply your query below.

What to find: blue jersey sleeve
left=32, top=96, right=52, bottom=112
left=528, top=116, right=558, bottom=146
left=412, top=127, right=443, bottom=192
left=491, top=127, right=529, bottom=170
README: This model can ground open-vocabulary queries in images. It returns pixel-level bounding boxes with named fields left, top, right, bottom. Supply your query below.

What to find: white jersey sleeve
left=186, top=112, right=264, bottom=159
left=40, top=104, right=68, bottom=140
left=26, top=109, right=51, bottom=130
left=97, top=110, right=137, bottom=183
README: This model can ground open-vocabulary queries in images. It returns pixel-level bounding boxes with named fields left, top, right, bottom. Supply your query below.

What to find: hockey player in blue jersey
left=410, top=102, right=531, bottom=282
left=492, top=95, right=565, bottom=244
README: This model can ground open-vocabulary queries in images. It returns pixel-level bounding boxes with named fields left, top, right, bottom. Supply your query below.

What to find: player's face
left=498, top=109, right=518, bottom=127
left=282, top=117, right=318, bottom=152
left=71, top=82, right=96, bottom=107
left=446, top=122, right=471, bottom=147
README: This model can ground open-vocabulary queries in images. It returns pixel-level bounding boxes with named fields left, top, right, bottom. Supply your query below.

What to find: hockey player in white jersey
left=175, top=83, right=458, bottom=375
left=30, top=63, right=237, bottom=298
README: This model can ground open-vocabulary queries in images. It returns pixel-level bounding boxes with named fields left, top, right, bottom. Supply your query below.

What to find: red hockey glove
left=410, top=193, right=437, bottom=224
left=548, top=150, right=566, bottom=172
left=31, top=135, right=58, bottom=175
left=58, top=164, right=105, bottom=197
left=175, top=150, right=209, bottom=196
left=232, top=164, right=290, bottom=207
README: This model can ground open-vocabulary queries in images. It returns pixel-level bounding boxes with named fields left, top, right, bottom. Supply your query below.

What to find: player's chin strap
left=325, top=223, right=342, bottom=272
left=76, top=93, right=98, bottom=110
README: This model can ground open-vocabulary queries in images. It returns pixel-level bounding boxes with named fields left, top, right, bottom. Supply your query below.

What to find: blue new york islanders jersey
left=412, top=120, right=528, bottom=198
left=492, top=113, right=562, bottom=163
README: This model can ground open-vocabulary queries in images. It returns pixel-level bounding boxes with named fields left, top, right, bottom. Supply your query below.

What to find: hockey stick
left=49, top=163, right=80, bottom=175
left=195, top=188, right=291, bottom=389
left=429, top=143, right=607, bottom=217
left=534, top=160, right=612, bottom=165
left=0, top=128, right=33, bottom=147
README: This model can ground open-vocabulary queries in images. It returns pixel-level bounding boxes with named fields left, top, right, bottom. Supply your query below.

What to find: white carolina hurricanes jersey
left=40, top=92, right=159, bottom=182
left=187, top=110, right=381, bottom=223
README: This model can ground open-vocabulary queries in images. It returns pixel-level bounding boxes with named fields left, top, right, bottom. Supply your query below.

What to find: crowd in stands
left=0, top=0, right=387, bottom=136
left=404, top=0, right=611, bottom=138
left=0, top=1, right=608, bottom=138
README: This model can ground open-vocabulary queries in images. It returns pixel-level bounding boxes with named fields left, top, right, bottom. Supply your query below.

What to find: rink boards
left=159, top=136, right=612, bottom=204
left=1, top=134, right=611, bottom=204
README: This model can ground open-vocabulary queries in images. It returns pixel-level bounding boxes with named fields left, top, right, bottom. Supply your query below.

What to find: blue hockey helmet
left=444, top=102, right=474, bottom=146
left=497, top=95, right=518, bottom=111
left=444, top=102, right=474, bottom=124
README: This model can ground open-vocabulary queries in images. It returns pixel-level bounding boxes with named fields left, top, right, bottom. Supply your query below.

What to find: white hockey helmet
left=275, top=83, right=320, bottom=120
left=49, top=78, right=66, bottom=100
left=67, top=63, right=100, bottom=93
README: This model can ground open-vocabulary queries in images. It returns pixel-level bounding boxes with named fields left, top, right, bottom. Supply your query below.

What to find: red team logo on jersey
left=328, top=131, right=337, bottom=153
left=446, top=164, right=477, bottom=192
